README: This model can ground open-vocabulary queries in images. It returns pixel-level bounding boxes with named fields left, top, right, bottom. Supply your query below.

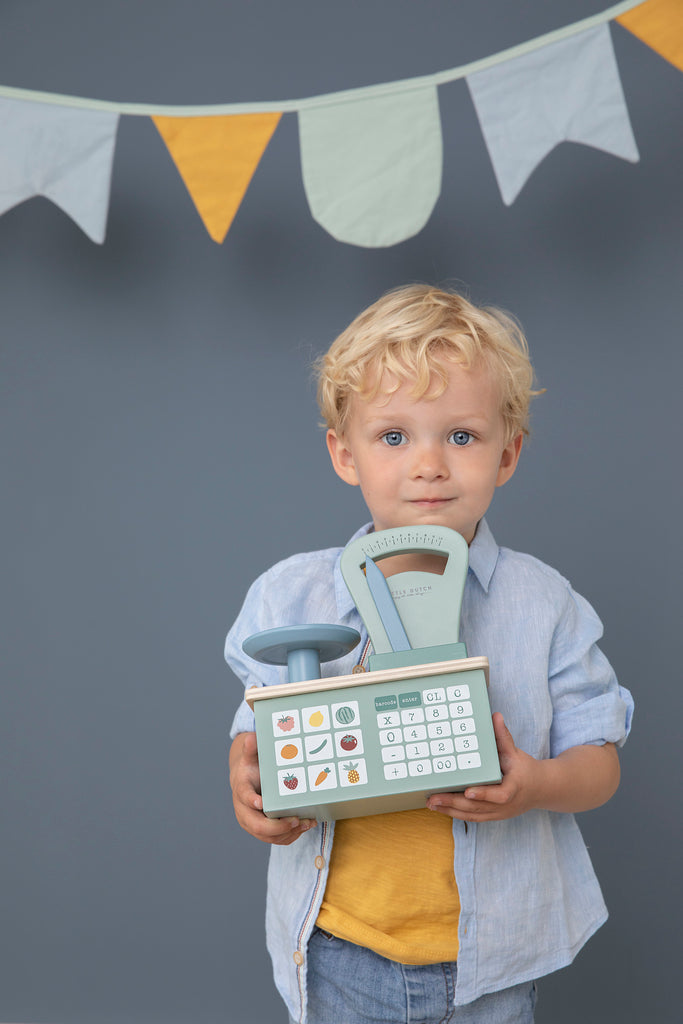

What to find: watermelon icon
left=335, top=705, right=355, bottom=726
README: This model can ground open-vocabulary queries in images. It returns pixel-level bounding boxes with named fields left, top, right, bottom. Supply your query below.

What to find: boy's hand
left=427, top=712, right=620, bottom=822
left=230, top=732, right=317, bottom=845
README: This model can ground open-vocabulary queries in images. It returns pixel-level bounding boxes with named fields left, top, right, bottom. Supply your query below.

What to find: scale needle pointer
left=365, top=556, right=411, bottom=652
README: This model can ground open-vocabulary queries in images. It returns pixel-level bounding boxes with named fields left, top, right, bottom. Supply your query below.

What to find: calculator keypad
left=375, top=683, right=482, bottom=779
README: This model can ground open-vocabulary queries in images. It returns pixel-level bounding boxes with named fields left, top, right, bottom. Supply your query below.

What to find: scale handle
left=342, top=525, right=466, bottom=572
left=340, top=526, right=470, bottom=655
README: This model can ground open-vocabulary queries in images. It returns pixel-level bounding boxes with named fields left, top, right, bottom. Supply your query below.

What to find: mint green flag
left=299, top=86, right=442, bottom=247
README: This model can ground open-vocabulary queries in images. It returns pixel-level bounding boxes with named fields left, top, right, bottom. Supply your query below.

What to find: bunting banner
left=152, top=112, right=282, bottom=242
left=0, top=96, right=118, bottom=243
left=466, top=24, right=639, bottom=206
left=299, top=86, right=442, bottom=247
left=618, top=0, right=683, bottom=72
left=0, top=0, right=677, bottom=248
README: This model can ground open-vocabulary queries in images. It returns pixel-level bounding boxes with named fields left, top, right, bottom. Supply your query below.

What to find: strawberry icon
left=283, top=773, right=299, bottom=790
left=277, top=714, right=295, bottom=733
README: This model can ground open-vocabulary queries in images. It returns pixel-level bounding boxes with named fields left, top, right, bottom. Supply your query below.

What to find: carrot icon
left=314, top=767, right=331, bottom=787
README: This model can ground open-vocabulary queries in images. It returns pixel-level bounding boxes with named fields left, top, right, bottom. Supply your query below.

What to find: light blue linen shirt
left=225, top=519, right=633, bottom=1022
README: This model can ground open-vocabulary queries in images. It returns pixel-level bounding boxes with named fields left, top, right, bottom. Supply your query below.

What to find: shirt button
left=293, top=950, right=304, bottom=966
left=315, top=855, right=325, bottom=870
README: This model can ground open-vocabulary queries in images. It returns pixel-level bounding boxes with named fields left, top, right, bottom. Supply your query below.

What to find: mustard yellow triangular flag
left=152, top=112, right=282, bottom=242
left=618, top=0, right=683, bottom=73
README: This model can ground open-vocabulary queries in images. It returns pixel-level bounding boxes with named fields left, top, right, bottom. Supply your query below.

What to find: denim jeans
left=289, top=928, right=537, bottom=1024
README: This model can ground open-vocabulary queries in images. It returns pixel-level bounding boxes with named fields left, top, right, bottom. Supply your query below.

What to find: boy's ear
left=326, top=429, right=360, bottom=486
left=495, top=432, right=523, bottom=488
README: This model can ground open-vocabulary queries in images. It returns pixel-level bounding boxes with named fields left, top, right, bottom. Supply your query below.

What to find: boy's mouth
left=410, top=497, right=454, bottom=508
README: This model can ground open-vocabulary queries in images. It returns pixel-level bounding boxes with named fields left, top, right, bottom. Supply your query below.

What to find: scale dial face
left=355, top=526, right=456, bottom=561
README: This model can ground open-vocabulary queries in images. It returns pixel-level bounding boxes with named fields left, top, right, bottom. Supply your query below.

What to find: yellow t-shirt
left=316, top=808, right=460, bottom=964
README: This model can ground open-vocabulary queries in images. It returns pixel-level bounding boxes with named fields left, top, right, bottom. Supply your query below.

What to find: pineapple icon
left=344, top=762, right=360, bottom=784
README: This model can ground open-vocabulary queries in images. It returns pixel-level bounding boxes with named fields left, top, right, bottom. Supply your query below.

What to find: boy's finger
left=242, top=730, right=260, bottom=762
left=492, top=712, right=516, bottom=757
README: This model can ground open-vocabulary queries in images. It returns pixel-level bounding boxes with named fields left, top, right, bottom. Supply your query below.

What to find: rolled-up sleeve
left=548, top=587, right=634, bottom=756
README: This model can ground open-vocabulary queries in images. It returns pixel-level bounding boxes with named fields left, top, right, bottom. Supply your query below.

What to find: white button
left=453, top=718, right=476, bottom=735
left=334, top=729, right=364, bottom=757
left=454, top=735, right=479, bottom=753
left=302, top=705, right=330, bottom=732
left=275, top=738, right=304, bottom=766
left=377, top=711, right=401, bottom=728
left=384, top=763, right=408, bottom=780
left=332, top=701, right=360, bottom=728
left=381, top=745, right=405, bottom=763
left=430, top=737, right=454, bottom=756
left=423, top=687, right=446, bottom=704
left=315, top=855, right=325, bottom=870
left=433, top=756, right=457, bottom=773
left=447, top=684, right=470, bottom=701
left=427, top=721, right=452, bottom=738
left=457, top=752, right=482, bottom=770
left=403, top=724, right=427, bottom=742
left=408, top=759, right=432, bottom=777
left=425, top=705, right=449, bottom=721
left=379, top=728, right=401, bottom=745
left=406, top=742, right=430, bottom=759
left=278, top=767, right=307, bottom=796
left=293, top=950, right=304, bottom=966
left=401, top=708, right=425, bottom=725
left=305, top=733, right=333, bottom=761
left=272, top=709, right=300, bottom=737
left=449, top=701, right=473, bottom=718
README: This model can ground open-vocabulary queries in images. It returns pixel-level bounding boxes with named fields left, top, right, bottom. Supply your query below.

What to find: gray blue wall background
left=1, top=2, right=681, bottom=1022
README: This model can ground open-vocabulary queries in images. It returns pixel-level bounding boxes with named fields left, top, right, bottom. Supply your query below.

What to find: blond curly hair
left=315, top=284, right=541, bottom=443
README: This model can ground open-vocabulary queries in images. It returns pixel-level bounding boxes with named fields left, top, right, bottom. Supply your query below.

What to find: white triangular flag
left=0, top=97, right=119, bottom=242
left=466, top=23, right=639, bottom=205
left=299, top=85, right=442, bottom=247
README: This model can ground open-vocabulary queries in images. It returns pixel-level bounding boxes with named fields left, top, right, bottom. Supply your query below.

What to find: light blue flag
left=299, top=85, right=442, bottom=247
left=0, top=97, right=119, bottom=242
left=466, top=23, right=639, bottom=205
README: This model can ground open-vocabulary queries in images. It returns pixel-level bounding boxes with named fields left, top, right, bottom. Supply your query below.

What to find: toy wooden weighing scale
left=244, top=525, right=501, bottom=820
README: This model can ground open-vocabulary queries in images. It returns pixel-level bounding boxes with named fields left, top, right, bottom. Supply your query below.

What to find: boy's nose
left=411, top=442, right=450, bottom=480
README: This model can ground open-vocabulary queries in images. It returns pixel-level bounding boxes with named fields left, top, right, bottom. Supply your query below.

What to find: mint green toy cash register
left=244, top=525, right=501, bottom=820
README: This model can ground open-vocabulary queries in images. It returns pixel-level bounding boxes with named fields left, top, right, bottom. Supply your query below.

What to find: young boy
left=226, top=285, right=633, bottom=1024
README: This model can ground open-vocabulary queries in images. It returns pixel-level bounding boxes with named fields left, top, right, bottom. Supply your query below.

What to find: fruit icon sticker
left=302, top=705, right=330, bottom=732
left=332, top=700, right=360, bottom=728
left=305, top=733, right=333, bottom=761
left=334, top=729, right=364, bottom=757
left=307, top=763, right=337, bottom=791
left=272, top=709, right=300, bottom=736
left=339, top=758, right=368, bottom=788
left=275, top=738, right=303, bottom=766
left=278, top=766, right=306, bottom=796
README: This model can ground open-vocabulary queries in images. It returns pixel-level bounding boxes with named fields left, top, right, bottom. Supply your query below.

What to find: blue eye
left=450, top=430, right=473, bottom=446
left=382, top=431, right=405, bottom=447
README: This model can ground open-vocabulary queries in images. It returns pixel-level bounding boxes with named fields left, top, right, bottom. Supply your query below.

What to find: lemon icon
left=308, top=710, right=324, bottom=728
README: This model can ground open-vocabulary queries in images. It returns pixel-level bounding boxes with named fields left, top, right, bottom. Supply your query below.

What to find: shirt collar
left=466, top=517, right=499, bottom=594
left=334, top=517, right=499, bottom=618
left=334, top=522, right=374, bottom=618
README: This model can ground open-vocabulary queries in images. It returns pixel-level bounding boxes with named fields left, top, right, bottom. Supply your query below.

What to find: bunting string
left=0, top=0, right=677, bottom=246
